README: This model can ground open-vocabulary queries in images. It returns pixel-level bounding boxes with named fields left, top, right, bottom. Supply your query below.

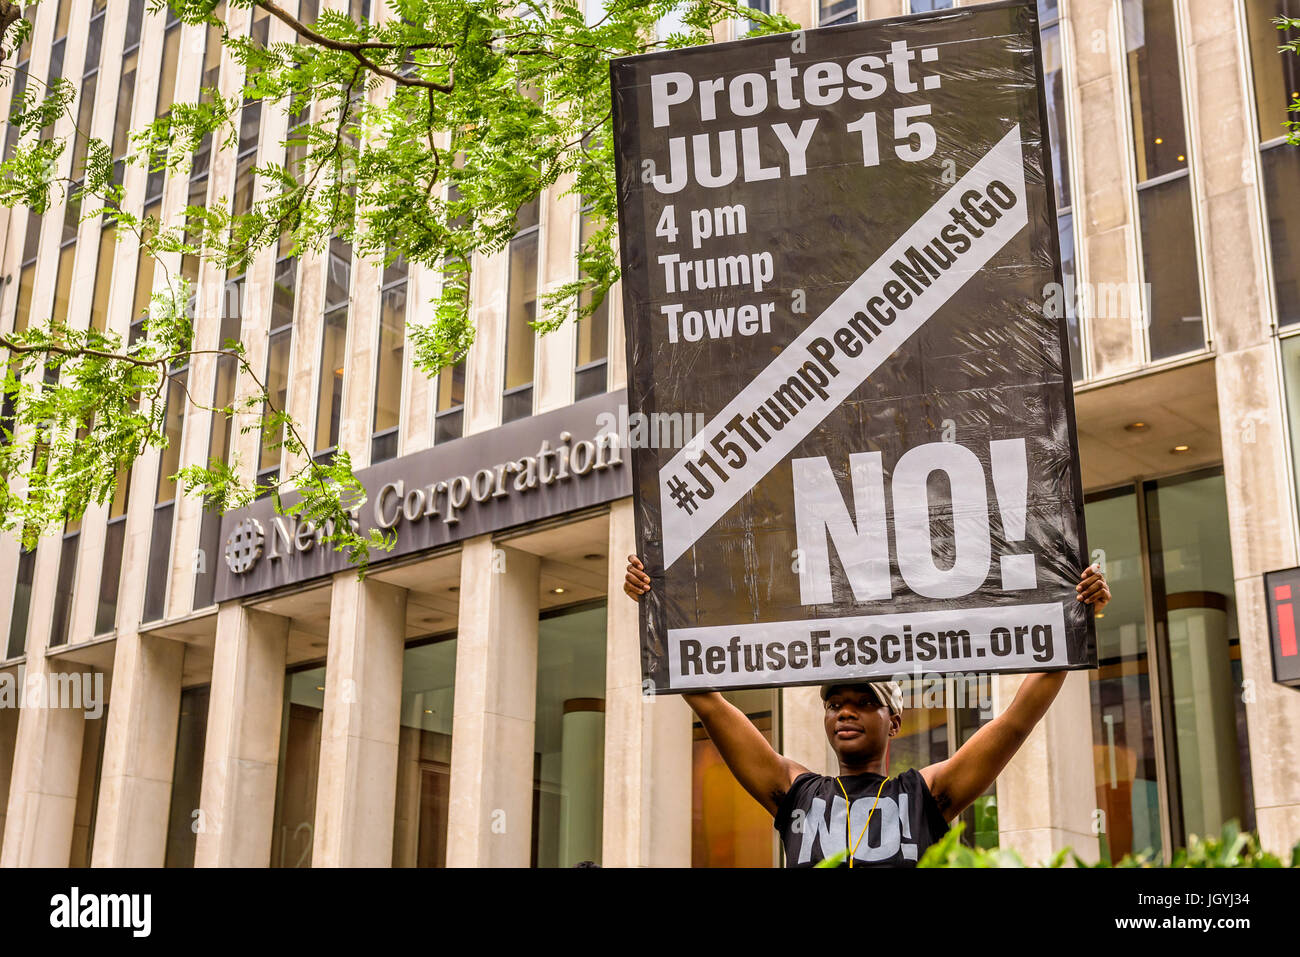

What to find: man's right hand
left=624, top=554, right=650, bottom=601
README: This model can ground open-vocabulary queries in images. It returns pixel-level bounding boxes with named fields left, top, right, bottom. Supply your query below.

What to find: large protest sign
left=611, top=0, right=1095, bottom=693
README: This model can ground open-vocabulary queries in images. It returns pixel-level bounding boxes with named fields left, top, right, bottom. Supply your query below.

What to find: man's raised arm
left=920, top=563, right=1111, bottom=820
left=625, top=556, right=806, bottom=816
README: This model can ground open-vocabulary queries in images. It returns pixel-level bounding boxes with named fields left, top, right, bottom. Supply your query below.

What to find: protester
left=623, top=555, right=1110, bottom=867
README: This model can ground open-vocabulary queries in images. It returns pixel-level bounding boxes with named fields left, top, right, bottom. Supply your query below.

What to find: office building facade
left=0, top=0, right=1298, bottom=867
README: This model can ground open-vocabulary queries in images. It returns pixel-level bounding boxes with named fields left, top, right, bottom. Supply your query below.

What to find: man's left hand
left=1077, top=564, right=1111, bottom=614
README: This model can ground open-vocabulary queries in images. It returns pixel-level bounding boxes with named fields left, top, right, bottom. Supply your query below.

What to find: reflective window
left=1137, top=175, right=1205, bottom=359
left=95, top=469, right=132, bottom=635
left=503, top=201, right=539, bottom=424
left=820, top=0, right=857, bottom=27
left=910, top=0, right=954, bottom=11
left=69, top=687, right=109, bottom=866
left=1145, top=472, right=1253, bottom=844
left=142, top=367, right=188, bottom=623
left=533, top=604, right=606, bottom=867
left=48, top=512, right=81, bottom=647
left=693, top=688, right=779, bottom=867
left=1058, top=213, right=1083, bottom=382
left=1042, top=22, right=1071, bottom=212
left=1086, top=487, right=1161, bottom=863
left=435, top=360, right=465, bottom=444
left=1123, top=0, right=1189, bottom=182
left=272, top=666, right=325, bottom=868
left=736, top=0, right=771, bottom=36
left=1283, top=337, right=1300, bottom=513
left=5, top=546, right=36, bottom=659
left=1262, top=137, right=1300, bottom=327
left=88, top=224, right=115, bottom=333
left=372, top=256, right=407, bottom=464
left=394, top=638, right=457, bottom=867
left=1122, top=0, right=1206, bottom=362
left=1245, top=0, right=1300, bottom=142
left=314, top=239, right=353, bottom=458
left=576, top=209, right=610, bottom=400
left=165, top=686, right=210, bottom=867
left=1086, top=472, right=1254, bottom=862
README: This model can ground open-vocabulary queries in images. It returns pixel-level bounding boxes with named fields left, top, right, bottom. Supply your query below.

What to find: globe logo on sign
left=224, top=518, right=265, bottom=574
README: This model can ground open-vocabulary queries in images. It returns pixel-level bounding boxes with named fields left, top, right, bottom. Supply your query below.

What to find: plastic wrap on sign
left=610, top=0, right=1096, bottom=695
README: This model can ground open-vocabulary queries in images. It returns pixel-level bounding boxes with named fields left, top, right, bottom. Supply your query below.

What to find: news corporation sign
left=213, top=390, right=632, bottom=602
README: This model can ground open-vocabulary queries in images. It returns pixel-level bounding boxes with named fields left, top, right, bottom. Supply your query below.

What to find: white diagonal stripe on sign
left=659, top=125, right=1029, bottom=568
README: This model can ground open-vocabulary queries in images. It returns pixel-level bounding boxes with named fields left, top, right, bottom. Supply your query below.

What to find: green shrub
left=813, top=820, right=1300, bottom=868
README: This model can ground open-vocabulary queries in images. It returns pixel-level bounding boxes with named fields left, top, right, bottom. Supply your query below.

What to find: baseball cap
left=820, top=680, right=905, bottom=716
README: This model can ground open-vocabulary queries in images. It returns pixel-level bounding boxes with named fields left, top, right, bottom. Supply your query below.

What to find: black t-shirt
left=774, top=768, right=950, bottom=867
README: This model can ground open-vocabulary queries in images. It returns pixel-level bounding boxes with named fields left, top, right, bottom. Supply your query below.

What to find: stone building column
left=311, top=574, right=408, bottom=867
left=446, top=537, right=541, bottom=867
left=782, top=686, right=836, bottom=775
left=1183, top=0, right=1300, bottom=853
left=995, top=670, right=1098, bottom=863
left=602, top=500, right=692, bottom=867
left=194, top=604, right=288, bottom=867
left=1068, top=0, right=1146, bottom=376
left=0, top=666, right=87, bottom=867
left=90, top=633, right=185, bottom=866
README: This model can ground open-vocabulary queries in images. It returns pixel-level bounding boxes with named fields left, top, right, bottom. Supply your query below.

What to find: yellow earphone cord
left=835, top=775, right=889, bottom=868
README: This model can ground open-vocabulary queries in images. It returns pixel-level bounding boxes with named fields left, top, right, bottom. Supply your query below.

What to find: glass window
left=5, top=547, right=36, bottom=659
left=112, top=45, right=140, bottom=161
left=1123, top=0, right=1189, bottom=182
left=693, top=688, right=779, bottom=866
left=394, top=638, right=457, bottom=867
left=95, top=469, right=132, bottom=635
left=51, top=242, right=75, bottom=325
left=89, top=224, right=115, bottom=333
left=533, top=603, right=607, bottom=868
left=736, top=0, right=771, bottom=36
left=910, top=0, right=953, bottom=11
left=272, top=666, right=325, bottom=868
left=195, top=314, right=242, bottom=609
left=48, top=515, right=81, bottom=648
left=12, top=214, right=42, bottom=335
left=1124, top=0, right=1208, bottom=364
left=1137, top=176, right=1204, bottom=359
left=1086, top=487, right=1161, bottom=863
left=69, top=691, right=109, bottom=867
left=315, top=309, right=348, bottom=456
left=156, top=17, right=183, bottom=118
left=576, top=211, right=609, bottom=401
left=1245, top=0, right=1300, bottom=142
left=372, top=260, right=407, bottom=464
left=434, top=361, right=465, bottom=444
left=261, top=319, right=294, bottom=477
left=1059, top=213, right=1083, bottom=382
left=143, top=372, right=187, bottom=623
left=2, top=52, right=28, bottom=162
left=503, top=222, right=539, bottom=424
left=1145, top=472, right=1253, bottom=844
left=314, top=239, right=352, bottom=457
left=820, top=0, right=857, bottom=26
left=1283, top=337, right=1300, bottom=512
left=1262, top=145, right=1300, bottom=327
left=165, top=686, right=210, bottom=867
left=1042, top=24, right=1071, bottom=212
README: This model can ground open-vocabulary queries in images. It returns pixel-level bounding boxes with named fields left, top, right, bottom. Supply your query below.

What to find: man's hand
left=624, top=554, right=650, bottom=602
left=1077, top=563, right=1110, bottom=614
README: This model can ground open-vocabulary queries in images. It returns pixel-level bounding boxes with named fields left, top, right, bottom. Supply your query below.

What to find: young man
left=624, top=556, right=1111, bottom=867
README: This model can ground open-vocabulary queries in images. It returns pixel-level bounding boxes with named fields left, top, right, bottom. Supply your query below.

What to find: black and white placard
left=611, top=0, right=1095, bottom=693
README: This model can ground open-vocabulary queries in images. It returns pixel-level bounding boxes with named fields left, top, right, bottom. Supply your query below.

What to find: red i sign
left=1265, top=568, right=1300, bottom=687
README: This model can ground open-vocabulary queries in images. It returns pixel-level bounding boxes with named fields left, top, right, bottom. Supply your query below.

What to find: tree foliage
left=0, top=0, right=795, bottom=568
